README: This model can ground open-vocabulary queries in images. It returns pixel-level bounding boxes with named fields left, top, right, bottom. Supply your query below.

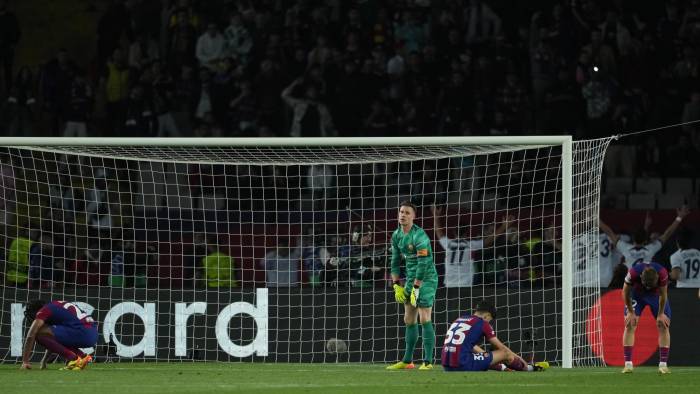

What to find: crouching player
left=20, top=300, right=97, bottom=371
left=622, top=262, right=671, bottom=374
left=441, top=300, right=548, bottom=372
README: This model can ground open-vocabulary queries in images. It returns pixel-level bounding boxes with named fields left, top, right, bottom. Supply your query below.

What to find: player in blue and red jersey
left=622, top=262, right=671, bottom=374
left=441, top=300, right=548, bottom=372
left=20, top=300, right=97, bottom=371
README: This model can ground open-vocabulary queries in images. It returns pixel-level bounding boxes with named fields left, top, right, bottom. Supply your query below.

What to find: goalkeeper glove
left=410, top=285, right=420, bottom=307
left=393, top=282, right=406, bottom=303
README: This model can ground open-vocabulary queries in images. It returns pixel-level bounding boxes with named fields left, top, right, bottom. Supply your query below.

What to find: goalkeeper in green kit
left=386, top=201, right=438, bottom=370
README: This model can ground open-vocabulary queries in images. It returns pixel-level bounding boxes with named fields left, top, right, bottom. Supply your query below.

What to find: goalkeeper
left=386, top=201, right=438, bottom=370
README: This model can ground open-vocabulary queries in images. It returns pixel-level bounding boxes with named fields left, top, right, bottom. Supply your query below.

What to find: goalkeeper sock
left=421, top=321, right=435, bottom=364
left=402, top=324, right=419, bottom=363
left=36, top=335, right=77, bottom=361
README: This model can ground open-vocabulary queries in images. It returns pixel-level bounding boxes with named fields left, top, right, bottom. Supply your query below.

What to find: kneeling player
left=441, top=300, right=548, bottom=372
left=21, top=300, right=97, bottom=371
left=622, top=262, right=671, bottom=374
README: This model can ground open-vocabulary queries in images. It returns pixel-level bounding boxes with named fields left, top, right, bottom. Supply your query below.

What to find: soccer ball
left=325, top=338, right=347, bottom=354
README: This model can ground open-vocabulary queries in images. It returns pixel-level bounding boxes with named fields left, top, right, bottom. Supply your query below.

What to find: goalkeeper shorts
left=405, top=279, right=437, bottom=308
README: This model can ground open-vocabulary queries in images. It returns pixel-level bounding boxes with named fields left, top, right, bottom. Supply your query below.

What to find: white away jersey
left=616, top=239, right=662, bottom=267
left=670, top=248, right=700, bottom=288
left=439, top=236, right=484, bottom=287
left=573, top=233, right=618, bottom=287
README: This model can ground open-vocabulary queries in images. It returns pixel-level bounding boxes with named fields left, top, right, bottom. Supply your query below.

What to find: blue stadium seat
left=635, top=177, right=663, bottom=194
left=605, top=177, right=634, bottom=194
left=656, top=193, right=686, bottom=209
left=666, top=177, right=693, bottom=195
left=627, top=193, right=656, bottom=209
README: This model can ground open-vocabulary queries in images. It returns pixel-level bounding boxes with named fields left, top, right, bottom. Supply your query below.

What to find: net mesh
left=0, top=138, right=612, bottom=366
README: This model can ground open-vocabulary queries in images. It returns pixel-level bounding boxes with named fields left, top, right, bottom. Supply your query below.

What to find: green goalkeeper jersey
left=390, top=224, right=437, bottom=282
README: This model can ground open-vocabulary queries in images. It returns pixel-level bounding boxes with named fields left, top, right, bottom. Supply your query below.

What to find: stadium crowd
left=1, top=0, right=700, bottom=290
left=0, top=1, right=699, bottom=161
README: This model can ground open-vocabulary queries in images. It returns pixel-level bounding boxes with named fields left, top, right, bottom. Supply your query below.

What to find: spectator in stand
left=196, top=23, right=225, bottom=71
left=495, top=71, right=527, bottom=131
left=62, top=72, right=93, bottom=138
left=281, top=77, right=335, bottom=137
left=463, top=0, right=502, bottom=46
left=128, top=31, right=160, bottom=70
left=124, top=84, right=155, bottom=137
left=2, top=66, right=36, bottom=135
left=150, top=60, right=180, bottom=137
left=0, top=0, right=20, bottom=95
left=363, top=99, right=394, bottom=136
left=96, top=0, right=130, bottom=66
left=223, top=12, right=253, bottom=64
left=0, top=157, right=15, bottom=230
left=254, top=59, right=285, bottom=132
left=201, top=242, right=237, bottom=288
left=102, top=48, right=130, bottom=135
left=264, top=238, right=301, bottom=287
left=581, top=66, right=613, bottom=138
left=168, top=8, right=198, bottom=73
left=228, top=78, right=259, bottom=136
left=29, top=233, right=55, bottom=288
left=4, top=230, right=33, bottom=287
left=41, top=49, right=76, bottom=136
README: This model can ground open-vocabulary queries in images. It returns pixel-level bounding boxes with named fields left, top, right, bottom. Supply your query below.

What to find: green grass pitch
left=1, top=363, right=699, bottom=394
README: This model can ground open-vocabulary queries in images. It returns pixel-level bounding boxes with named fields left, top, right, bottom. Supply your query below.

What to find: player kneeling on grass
left=622, top=262, right=671, bottom=374
left=20, top=300, right=97, bottom=371
left=441, top=300, right=548, bottom=372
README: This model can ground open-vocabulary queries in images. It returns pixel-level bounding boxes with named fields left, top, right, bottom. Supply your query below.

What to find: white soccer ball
left=325, top=338, right=347, bottom=354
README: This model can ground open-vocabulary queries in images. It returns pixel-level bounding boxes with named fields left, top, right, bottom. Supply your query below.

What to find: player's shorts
left=405, top=279, right=437, bottom=308
left=624, top=293, right=672, bottom=319
left=51, top=323, right=98, bottom=348
left=443, top=351, right=494, bottom=372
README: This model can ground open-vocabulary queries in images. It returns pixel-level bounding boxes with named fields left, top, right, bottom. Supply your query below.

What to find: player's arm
left=390, top=233, right=401, bottom=283
left=21, top=318, right=46, bottom=369
left=412, top=235, right=433, bottom=286
left=659, top=206, right=690, bottom=244
left=644, top=211, right=652, bottom=233
left=599, top=220, right=619, bottom=246
left=473, top=344, right=486, bottom=353
left=482, top=215, right=514, bottom=248
left=487, top=335, right=514, bottom=355
left=389, top=234, right=406, bottom=303
left=670, top=267, right=681, bottom=281
left=431, top=205, right=445, bottom=240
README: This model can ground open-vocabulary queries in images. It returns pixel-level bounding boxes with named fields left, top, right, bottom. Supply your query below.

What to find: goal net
left=0, top=137, right=612, bottom=367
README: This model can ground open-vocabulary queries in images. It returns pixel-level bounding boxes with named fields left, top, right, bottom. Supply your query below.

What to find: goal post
left=0, top=136, right=612, bottom=367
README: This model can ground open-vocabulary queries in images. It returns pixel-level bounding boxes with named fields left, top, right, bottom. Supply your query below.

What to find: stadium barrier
left=2, top=288, right=698, bottom=365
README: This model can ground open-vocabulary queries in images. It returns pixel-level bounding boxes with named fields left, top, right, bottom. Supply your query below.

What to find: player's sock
left=489, top=363, right=509, bottom=371
left=623, top=346, right=633, bottom=363
left=508, top=357, right=527, bottom=371
left=659, top=347, right=669, bottom=365
left=402, top=324, right=418, bottom=363
left=71, top=347, right=87, bottom=358
left=36, top=335, right=77, bottom=361
left=420, top=321, right=435, bottom=364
